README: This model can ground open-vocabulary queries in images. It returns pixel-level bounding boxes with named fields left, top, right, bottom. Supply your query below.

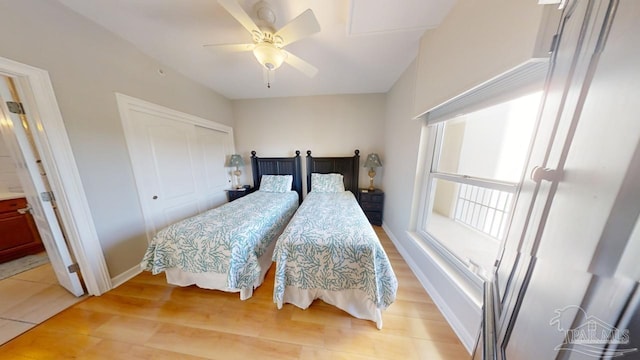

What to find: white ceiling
left=56, top=0, right=455, bottom=100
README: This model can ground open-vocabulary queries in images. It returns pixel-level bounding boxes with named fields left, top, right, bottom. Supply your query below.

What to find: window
left=417, top=91, right=542, bottom=277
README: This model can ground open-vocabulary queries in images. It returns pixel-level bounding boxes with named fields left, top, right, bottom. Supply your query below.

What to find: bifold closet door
left=194, top=125, right=232, bottom=211
left=118, top=94, right=234, bottom=242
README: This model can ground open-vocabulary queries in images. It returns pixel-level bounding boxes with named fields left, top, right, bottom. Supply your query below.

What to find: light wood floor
left=0, top=262, right=87, bottom=345
left=0, top=227, right=470, bottom=359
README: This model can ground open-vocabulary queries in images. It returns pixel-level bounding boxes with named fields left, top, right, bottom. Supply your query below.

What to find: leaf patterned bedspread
left=141, top=191, right=299, bottom=289
left=273, top=191, right=398, bottom=309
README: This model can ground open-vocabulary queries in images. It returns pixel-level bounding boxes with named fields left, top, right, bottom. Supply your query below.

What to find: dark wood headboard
left=251, top=150, right=303, bottom=204
left=306, top=150, right=360, bottom=195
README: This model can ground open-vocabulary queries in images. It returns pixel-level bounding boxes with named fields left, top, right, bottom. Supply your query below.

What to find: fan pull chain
left=264, top=68, right=274, bottom=89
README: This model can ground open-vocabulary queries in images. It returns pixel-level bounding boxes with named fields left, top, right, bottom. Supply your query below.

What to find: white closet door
left=118, top=94, right=234, bottom=242
left=131, top=111, right=203, bottom=235
left=195, top=125, right=233, bottom=211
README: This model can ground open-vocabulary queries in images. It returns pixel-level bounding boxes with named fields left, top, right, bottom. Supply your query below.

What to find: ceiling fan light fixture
left=214, top=0, right=320, bottom=80
left=253, top=42, right=286, bottom=70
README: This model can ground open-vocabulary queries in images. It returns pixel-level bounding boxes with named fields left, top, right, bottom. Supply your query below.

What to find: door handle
left=530, top=166, right=562, bottom=183
left=17, top=204, right=32, bottom=214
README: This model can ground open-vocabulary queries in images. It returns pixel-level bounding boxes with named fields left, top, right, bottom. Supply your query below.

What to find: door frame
left=0, top=77, right=84, bottom=296
left=0, top=56, right=111, bottom=295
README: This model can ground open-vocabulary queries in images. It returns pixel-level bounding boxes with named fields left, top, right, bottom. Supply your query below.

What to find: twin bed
left=141, top=151, right=303, bottom=300
left=274, top=150, right=397, bottom=329
left=141, top=150, right=397, bottom=328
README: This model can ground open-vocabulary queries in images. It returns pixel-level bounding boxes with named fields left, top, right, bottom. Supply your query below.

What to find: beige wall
left=385, top=1, right=551, bottom=242
left=0, top=0, right=233, bottom=277
left=232, top=94, right=385, bottom=194
left=381, top=59, right=422, bottom=234
left=382, top=0, right=557, bottom=351
left=413, top=0, right=547, bottom=116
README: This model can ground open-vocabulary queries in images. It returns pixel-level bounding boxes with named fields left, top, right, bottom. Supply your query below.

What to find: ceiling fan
left=206, top=0, right=321, bottom=87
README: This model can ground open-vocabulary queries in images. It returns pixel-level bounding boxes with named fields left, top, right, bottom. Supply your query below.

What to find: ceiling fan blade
left=217, top=0, right=261, bottom=37
left=275, top=9, right=320, bottom=47
left=283, top=50, right=318, bottom=78
left=203, top=43, right=254, bottom=52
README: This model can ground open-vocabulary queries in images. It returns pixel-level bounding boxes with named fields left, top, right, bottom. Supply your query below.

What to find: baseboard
left=110, top=265, right=143, bottom=289
left=382, top=223, right=478, bottom=354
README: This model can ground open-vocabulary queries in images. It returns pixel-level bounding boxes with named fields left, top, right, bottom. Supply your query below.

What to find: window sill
left=427, top=212, right=500, bottom=274
left=406, top=231, right=484, bottom=306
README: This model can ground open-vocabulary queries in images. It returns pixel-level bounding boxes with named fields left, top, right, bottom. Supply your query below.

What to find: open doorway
left=0, top=74, right=84, bottom=295
left=0, top=55, right=113, bottom=343
left=0, top=75, right=88, bottom=344
left=0, top=56, right=110, bottom=301
left=0, top=127, right=48, bottom=274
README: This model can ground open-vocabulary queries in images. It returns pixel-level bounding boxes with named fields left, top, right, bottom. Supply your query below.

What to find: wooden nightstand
left=226, top=187, right=254, bottom=202
left=358, top=189, right=384, bottom=226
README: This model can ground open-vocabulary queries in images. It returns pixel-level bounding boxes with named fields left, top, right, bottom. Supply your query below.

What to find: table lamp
left=226, top=154, right=244, bottom=189
left=364, top=153, right=382, bottom=191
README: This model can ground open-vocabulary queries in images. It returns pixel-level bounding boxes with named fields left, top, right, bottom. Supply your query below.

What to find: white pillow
left=259, top=175, right=293, bottom=192
left=311, top=173, right=345, bottom=192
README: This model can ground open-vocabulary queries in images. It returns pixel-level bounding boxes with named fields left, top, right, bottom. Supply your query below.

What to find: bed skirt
left=276, top=286, right=384, bottom=329
left=165, top=238, right=277, bottom=300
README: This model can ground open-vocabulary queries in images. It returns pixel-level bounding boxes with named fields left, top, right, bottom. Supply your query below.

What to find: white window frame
left=412, top=59, right=549, bottom=280
left=416, top=122, right=520, bottom=260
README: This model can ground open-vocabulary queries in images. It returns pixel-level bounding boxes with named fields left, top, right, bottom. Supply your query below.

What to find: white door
left=496, top=1, right=640, bottom=358
left=0, top=77, right=84, bottom=296
left=119, top=94, right=233, bottom=242
left=194, top=125, right=232, bottom=210
left=131, top=111, right=203, bottom=235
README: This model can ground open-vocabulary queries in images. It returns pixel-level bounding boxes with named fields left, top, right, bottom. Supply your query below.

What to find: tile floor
left=0, top=263, right=86, bottom=345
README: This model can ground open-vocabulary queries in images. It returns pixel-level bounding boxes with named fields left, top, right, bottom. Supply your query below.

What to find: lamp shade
left=226, top=154, right=244, bottom=167
left=364, top=153, right=382, bottom=168
left=253, top=43, right=286, bottom=70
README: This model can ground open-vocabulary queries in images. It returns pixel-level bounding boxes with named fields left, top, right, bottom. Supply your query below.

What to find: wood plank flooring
left=0, top=227, right=470, bottom=359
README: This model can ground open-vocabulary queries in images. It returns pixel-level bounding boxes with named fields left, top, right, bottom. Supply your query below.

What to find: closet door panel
left=118, top=95, right=234, bottom=242
left=130, top=111, right=202, bottom=233
left=195, top=125, right=233, bottom=211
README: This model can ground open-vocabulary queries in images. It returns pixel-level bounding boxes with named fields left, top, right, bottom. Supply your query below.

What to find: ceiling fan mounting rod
left=254, top=1, right=276, bottom=26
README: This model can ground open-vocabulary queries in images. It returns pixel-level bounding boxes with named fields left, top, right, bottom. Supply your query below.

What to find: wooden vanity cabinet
left=0, top=197, right=45, bottom=263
